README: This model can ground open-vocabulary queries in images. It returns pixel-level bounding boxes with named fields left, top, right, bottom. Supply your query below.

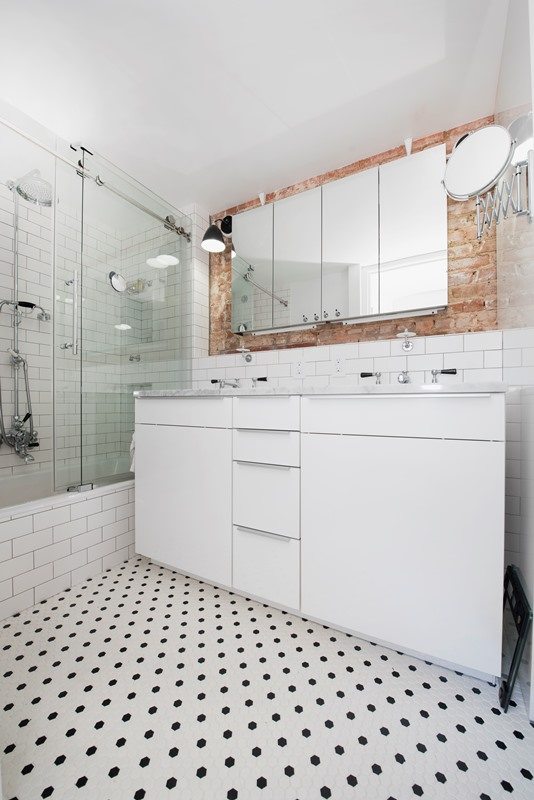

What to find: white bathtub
left=0, top=453, right=131, bottom=512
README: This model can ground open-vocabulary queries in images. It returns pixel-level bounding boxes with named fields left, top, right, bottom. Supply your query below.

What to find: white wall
left=494, top=0, right=534, bottom=720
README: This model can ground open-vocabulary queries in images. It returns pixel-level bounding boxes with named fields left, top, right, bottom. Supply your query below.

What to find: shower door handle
left=71, top=270, right=79, bottom=356
left=63, top=271, right=79, bottom=355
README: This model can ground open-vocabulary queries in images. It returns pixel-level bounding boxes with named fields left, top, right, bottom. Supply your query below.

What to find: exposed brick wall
left=209, top=116, right=496, bottom=355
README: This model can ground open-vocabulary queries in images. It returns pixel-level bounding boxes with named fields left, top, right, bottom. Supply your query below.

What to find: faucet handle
left=360, top=372, right=382, bottom=385
left=431, top=368, right=457, bottom=384
left=210, top=379, right=221, bottom=384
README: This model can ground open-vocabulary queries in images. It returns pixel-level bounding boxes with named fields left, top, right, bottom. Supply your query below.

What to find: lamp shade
left=201, top=223, right=225, bottom=253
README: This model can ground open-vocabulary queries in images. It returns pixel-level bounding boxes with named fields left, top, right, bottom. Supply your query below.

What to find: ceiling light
left=201, top=223, right=225, bottom=253
left=115, top=323, right=132, bottom=331
left=156, top=254, right=179, bottom=266
left=146, top=254, right=179, bottom=268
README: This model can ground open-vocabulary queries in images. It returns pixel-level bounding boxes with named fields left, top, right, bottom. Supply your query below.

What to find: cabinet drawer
left=233, top=395, right=300, bottom=431
left=233, top=461, right=300, bottom=538
left=233, top=428, right=300, bottom=466
left=136, top=397, right=232, bottom=428
left=233, top=526, right=300, bottom=609
left=301, top=393, right=505, bottom=441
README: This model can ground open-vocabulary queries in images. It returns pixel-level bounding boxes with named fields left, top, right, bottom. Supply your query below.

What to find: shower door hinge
left=67, top=483, right=94, bottom=493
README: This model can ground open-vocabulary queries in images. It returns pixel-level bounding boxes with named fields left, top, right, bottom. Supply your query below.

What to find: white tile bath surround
left=0, top=481, right=134, bottom=621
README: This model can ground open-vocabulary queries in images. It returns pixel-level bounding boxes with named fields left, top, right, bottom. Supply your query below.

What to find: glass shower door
left=53, top=149, right=191, bottom=493
left=79, top=165, right=190, bottom=488
left=53, top=158, right=83, bottom=492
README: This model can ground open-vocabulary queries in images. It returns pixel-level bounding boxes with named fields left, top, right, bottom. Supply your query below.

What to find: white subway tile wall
left=0, top=181, right=54, bottom=494
left=0, top=481, right=134, bottom=620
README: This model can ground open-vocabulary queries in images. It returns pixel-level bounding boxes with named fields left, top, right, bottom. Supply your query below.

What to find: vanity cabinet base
left=301, top=432, right=505, bottom=678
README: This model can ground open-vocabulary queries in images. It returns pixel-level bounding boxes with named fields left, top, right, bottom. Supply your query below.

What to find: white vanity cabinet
left=135, top=397, right=232, bottom=586
left=135, top=387, right=506, bottom=679
left=300, top=394, right=505, bottom=677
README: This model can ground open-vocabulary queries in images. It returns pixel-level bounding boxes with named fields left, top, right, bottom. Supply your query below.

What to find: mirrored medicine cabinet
left=231, top=144, right=447, bottom=333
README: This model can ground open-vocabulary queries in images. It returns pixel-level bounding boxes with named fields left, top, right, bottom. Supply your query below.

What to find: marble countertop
left=134, top=382, right=507, bottom=398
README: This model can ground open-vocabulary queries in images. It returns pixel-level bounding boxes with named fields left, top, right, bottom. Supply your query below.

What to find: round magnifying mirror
left=109, top=271, right=127, bottom=293
left=443, top=125, right=515, bottom=200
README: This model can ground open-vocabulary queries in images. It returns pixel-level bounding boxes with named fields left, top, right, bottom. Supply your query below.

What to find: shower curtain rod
left=0, top=115, right=191, bottom=242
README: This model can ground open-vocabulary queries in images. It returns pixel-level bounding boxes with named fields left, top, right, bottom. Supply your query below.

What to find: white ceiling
left=0, top=0, right=509, bottom=214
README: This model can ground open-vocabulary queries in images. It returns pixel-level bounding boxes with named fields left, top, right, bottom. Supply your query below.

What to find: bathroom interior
left=1, top=1, right=534, bottom=798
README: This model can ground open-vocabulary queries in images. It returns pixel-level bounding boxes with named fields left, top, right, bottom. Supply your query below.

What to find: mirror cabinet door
left=273, top=187, right=321, bottom=327
left=379, top=144, right=447, bottom=315
left=232, top=204, right=274, bottom=332
left=322, top=168, right=379, bottom=321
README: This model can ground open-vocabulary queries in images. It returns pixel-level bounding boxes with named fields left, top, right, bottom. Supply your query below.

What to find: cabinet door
left=232, top=204, right=273, bottom=332
left=135, top=424, right=232, bottom=585
left=379, top=144, right=447, bottom=314
left=322, top=168, right=379, bottom=319
left=301, top=433, right=504, bottom=676
left=273, top=188, right=321, bottom=326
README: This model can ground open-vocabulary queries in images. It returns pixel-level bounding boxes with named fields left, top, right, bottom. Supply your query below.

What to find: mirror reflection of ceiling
left=0, top=0, right=509, bottom=212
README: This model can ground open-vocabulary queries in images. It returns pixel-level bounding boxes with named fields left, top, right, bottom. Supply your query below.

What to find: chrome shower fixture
left=8, top=169, right=53, bottom=207
left=0, top=299, right=51, bottom=322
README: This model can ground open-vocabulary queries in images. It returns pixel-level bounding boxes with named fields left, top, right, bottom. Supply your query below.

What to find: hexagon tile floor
left=1, top=557, right=533, bottom=800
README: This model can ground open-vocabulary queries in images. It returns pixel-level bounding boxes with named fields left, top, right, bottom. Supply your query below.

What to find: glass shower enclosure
left=0, top=117, right=191, bottom=508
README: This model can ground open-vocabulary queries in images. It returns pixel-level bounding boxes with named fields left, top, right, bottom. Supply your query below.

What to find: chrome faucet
left=397, top=370, right=410, bottom=384
left=360, top=371, right=382, bottom=385
left=431, top=368, right=457, bottom=384
left=251, top=376, right=268, bottom=388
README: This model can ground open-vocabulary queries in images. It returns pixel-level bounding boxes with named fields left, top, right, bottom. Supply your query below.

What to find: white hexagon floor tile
left=0, top=557, right=532, bottom=800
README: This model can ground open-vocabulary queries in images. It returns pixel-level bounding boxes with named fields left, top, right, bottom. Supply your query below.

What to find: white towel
left=130, top=432, right=135, bottom=473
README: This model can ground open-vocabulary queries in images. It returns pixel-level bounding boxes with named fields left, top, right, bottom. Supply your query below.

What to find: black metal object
left=360, top=372, right=374, bottom=378
left=500, top=564, right=532, bottom=712
left=440, top=368, right=457, bottom=376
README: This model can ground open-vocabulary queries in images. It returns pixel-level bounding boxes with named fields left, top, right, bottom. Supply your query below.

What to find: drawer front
left=233, top=526, right=300, bottom=609
left=233, top=461, right=300, bottom=538
left=301, top=393, right=505, bottom=441
left=233, top=395, right=300, bottom=431
left=233, top=428, right=300, bottom=466
left=136, top=397, right=232, bottom=428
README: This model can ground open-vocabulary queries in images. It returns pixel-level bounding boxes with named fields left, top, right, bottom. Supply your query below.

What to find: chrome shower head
left=14, top=170, right=53, bottom=207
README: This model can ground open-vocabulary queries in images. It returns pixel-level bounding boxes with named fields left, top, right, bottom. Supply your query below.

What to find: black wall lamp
left=201, top=215, right=232, bottom=253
